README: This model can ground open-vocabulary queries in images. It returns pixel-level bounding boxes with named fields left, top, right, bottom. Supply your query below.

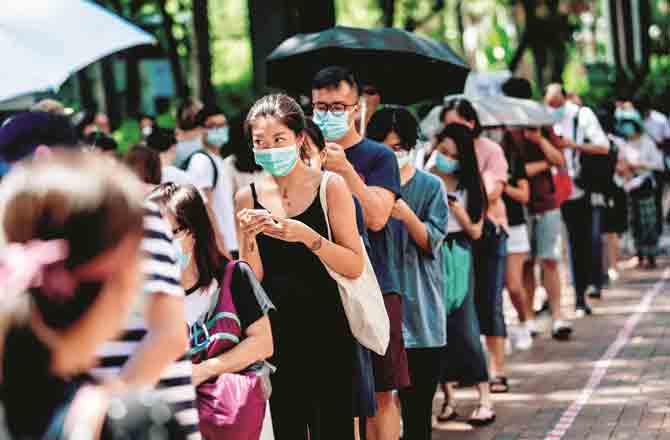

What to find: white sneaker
left=608, top=268, right=620, bottom=282
left=515, top=326, right=533, bottom=351
left=552, top=320, right=573, bottom=340
left=575, top=308, right=586, bottom=319
left=525, top=319, right=539, bottom=337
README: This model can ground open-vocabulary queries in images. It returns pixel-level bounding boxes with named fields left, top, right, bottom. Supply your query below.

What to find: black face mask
left=31, top=281, right=105, bottom=330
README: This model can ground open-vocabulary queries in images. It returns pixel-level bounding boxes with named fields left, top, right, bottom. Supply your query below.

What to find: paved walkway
left=432, top=259, right=670, bottom=440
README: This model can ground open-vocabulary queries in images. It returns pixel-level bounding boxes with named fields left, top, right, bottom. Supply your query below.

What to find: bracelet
left=309, top=235, right=323, bottom=252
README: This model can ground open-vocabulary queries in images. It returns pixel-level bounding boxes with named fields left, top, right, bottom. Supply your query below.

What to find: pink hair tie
left=0, top=240, right=70, bottom=297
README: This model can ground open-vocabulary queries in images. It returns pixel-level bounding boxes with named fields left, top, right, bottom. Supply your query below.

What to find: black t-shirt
left=502, top=145, right=528, bottom=227
left=345, top=138, right=401, bottom=295
left=187, top=260, right=273, bottom=332
left=229, top=261, right=274, bottom=330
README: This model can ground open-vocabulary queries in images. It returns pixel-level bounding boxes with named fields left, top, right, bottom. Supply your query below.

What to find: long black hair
left=151, top=183, right=226, bottom=292
left=440, top=98, right=483, bottom=137
left=435, top=123, right=487, bottom=223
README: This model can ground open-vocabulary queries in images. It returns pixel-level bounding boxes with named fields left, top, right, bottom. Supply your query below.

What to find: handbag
left=191, top=260, right=268, bottom=440
left=552, top=165, right=573, bottom=206
left=442, top=240, right=471, bottom=315
left=318, top=171, right=390, bottom=356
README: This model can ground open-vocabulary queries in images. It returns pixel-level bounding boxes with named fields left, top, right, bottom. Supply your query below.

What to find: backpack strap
left=183, top=150, right=219, bottom=188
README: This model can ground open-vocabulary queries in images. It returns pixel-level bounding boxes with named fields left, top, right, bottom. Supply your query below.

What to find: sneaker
left=525, top=319, right=539, bottom=338
left=608, top=268, right=620, bottom=282
left=575, top=303, right=593, bottom=318
left=552, top=320, right=573, bottom=340
left=514, top=326, right=533, bottom=351
left=586, top=285, right=602, bottom=299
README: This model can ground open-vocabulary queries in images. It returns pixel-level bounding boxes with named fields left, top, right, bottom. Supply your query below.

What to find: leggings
left=398, top=347, right=443, bottom=440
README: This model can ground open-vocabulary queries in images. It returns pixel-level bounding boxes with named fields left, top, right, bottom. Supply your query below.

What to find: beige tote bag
left=318, top=171, right=390, bottom=356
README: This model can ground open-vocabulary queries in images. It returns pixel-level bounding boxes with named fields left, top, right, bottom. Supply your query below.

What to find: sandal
left=437, top=402, right=460, bottom=422
left=490, top=376, right=509, bottom=394
left=468, top=404, right=496, bottom=427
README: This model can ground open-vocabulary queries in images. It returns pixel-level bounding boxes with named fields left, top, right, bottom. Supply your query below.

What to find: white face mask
left=395, top=149, right=415, bottom=169
left=141, top=126, right=153, bottom=137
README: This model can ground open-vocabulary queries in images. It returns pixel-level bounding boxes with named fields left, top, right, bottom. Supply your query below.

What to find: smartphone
left=446, top=193, right=458, bottom=203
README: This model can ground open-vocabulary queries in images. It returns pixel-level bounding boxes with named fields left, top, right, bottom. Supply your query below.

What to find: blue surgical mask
left=175, top=137, right=203, bottom=166
left=551, top=105, right=567, bottom=121
left=174, top=239, right=191, bottom=271
left=254, top=145, right=299, bottom=177
left=435, top=152, right=460, bottom=174
left=313, top=110, right=351, bottom=141
left=207, top=127, right=229, bottom=147
left=619, top=123, right=636, bottom=139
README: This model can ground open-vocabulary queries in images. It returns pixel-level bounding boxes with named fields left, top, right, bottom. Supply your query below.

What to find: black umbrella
left=266, top=26, right=469, bottom=105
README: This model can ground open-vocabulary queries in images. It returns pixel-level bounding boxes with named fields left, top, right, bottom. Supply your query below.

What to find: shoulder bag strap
left=319, top=171, right=334, bottom=240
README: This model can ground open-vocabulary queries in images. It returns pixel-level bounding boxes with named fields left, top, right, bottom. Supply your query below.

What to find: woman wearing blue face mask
left=367, top=106, right=448, bottom=440
left=429, top=123, right=496, bottom=427
left=235, top=94, right=365, bottom=440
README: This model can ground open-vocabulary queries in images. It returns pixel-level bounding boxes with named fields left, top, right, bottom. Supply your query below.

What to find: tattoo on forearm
left=309, top=236, right=323, bottom=252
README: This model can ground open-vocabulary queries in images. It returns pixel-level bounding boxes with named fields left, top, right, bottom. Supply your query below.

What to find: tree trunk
left=455, top=0, right=465, bottom=54
left=289, top=0, right=335, bottom=34
left=157, top=0, right=189, bottom=100
left=100, top=57, right=121, bottom=129
left=192, top=0, right=215, bottom=107
left=77, top=68, right=97, bottom=112
left=248, top=0, right=291, bottom=93
left=378, top=0, right=395, bottom=28
left=123, top=1, right=142, bottom=117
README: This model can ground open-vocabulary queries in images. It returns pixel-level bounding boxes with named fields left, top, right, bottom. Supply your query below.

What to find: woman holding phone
left=429, top=123, right=496, bottom=426
left=235, top=94, right=364, bottom=440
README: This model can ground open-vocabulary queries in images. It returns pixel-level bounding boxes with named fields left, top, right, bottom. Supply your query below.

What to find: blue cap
left=0, top=112, right=77, bottom=163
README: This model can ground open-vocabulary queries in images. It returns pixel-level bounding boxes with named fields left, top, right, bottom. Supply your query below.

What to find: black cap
left=0, top=112, right=77, bottom=163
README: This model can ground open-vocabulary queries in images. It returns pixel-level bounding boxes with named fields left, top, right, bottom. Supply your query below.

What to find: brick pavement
left=432, top=259, right=670, bottom=440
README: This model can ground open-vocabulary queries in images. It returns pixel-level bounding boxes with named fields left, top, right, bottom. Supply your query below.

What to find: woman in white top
left=429, top=123, right=496, bottom=426
left=617, top=117, right=664, bottom=267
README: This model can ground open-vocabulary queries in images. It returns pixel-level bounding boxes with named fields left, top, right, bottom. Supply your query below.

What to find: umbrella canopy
left=421, top=94, right=558, bottom=138
left=0, top=0, right=156, bottom=102
left=267, top=26, right=469, bottom=105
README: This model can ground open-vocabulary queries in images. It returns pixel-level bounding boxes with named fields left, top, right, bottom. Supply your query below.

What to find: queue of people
left=0, top=64, right=669, bottom=440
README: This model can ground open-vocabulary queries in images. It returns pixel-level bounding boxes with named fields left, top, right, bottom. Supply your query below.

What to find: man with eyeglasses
left=312, top=66, right=408, bottom=440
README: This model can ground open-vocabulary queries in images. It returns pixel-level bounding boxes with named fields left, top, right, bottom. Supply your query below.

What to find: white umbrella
left=420, top=94, right=558, bottom=138
left=0, top=0, right=156, bottom=102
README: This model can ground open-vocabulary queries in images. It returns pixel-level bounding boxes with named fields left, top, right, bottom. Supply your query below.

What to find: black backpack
left=573, top=108, right=617, bottom=194
left=179, top=150, right=219, bottom=188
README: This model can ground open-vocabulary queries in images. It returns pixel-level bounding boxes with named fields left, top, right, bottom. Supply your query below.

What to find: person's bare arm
left=525, top=160, right=551, bottom=177
left=192, top=315, right=273, bottom=386
left=503, top=179, right=529, bottom=204
left=449, top=200, right=483, bottom=240
left=392, top=199, right=430, bottom=253
left=526, top=128, right=566, bottom=167
left=324, top=143, right=395, bottom=232
left=235, top=188, right=266, bottom=281
left=119, top=294, right=189, bottom=388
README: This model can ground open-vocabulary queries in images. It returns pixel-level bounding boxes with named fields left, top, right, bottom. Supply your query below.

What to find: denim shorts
left=529, top=208, right=563, bottom=262
left=472, top=227, right=508, bottom=337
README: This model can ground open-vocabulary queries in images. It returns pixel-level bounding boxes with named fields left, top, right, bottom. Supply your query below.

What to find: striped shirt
left=93, top=202, right=200, bottom=439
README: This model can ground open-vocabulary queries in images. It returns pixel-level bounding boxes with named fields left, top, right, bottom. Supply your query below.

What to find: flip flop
left=490, top=376, right=509, bottom=393
left=437, top=402, right=460, bottom=422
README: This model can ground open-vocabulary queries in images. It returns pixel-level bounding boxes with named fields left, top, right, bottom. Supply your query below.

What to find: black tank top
left=250, top=182, right=343, bottom=317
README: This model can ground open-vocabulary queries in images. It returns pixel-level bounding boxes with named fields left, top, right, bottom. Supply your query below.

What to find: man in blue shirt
left=312, top=66, right=409, bottom=440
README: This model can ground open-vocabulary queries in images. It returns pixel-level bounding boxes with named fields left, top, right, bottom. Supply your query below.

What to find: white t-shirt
left=447, top=190, right=467, bottom=233
left=186, top=151, right=238, bottom=252
left=622, top=134, right=664, bottom=173
left=553, top=101, right=610, bottom=200
left=162, top=165, right=195, bottom=186
left=645, top=110, right=670, bottom=145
